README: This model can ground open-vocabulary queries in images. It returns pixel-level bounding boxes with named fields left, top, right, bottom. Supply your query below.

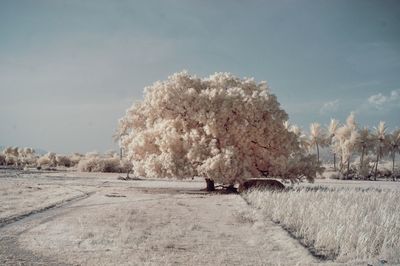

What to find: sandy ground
left=1, top=169, right=399, bottom=265
left=1, top=169, right=319, bottom=266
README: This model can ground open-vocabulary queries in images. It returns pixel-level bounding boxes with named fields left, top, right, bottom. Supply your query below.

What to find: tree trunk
left=360, top=146, right=365, bottom=179
left=393, top=152, right=396, bottom=181
left=360, top=146, right=365, bottom=169
left=339, top=155, right=344, bottom=174
left=346, top=155, right=351, bottom=179
left=205, top=178, right=215, bottom=191
left=340, top=155, right=343, bottom=169
left=374, top=148, right=380, bottom=181
left=333, top=153, right=336, bottom=171
left=316, top=143, right=320, bottom=163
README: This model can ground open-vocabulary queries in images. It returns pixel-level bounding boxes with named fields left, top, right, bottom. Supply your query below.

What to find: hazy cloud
left=320, top=99, right=339, bottom=114
left=368, top=93, right=387, bottom=106
left=368, top=89, right=400, bottom=109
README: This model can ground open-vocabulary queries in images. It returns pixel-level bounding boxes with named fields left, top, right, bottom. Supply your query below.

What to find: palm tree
left=334, top=113, right=358, bottom=178
left=355, top=127, right=372, bottom=178
left=372, top=121, right=388, bottom=180
left=327, top=119, right=339, bottom=170
left=285, top=121, right=310, bottom=153
left=309, top=123, right=327, bottom=164
left=387, top=129, right=400, bottom=180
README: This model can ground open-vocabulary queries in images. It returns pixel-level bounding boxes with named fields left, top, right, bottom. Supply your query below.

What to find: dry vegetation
left=244, top=187, right=400, bottom=264
left=0, top=148, right=132, bottom=174
left=0, top=176, right=86, bottom=223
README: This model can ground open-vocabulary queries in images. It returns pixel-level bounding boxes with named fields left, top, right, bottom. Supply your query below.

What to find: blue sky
left=1, top=0, right=399, bottom=153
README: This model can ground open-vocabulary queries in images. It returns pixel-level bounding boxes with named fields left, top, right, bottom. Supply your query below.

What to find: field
left=244, top=184, right=400, bottom=264
left=1, top=168, right=399, bottom=265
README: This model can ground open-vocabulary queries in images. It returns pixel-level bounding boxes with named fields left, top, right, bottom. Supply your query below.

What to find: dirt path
left=0, top=184, right=317, bottom=265
left=0, top=173, right=319, bottom=265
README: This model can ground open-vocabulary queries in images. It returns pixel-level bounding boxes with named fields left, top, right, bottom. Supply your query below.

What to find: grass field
left=244, top=185, right=400, bottom=264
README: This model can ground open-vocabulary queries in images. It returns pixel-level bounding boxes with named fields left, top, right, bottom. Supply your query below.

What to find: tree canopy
left=116, top=72, right=321, bottom=186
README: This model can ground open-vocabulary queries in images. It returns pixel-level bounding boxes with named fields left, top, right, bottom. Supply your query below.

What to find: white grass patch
left=0, top=178, right=85, bottom=223
left=244, top=187, right=400, bottom=264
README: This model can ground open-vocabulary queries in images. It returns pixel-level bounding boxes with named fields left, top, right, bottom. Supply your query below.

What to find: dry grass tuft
left=244, top=187, right=400, bottom=263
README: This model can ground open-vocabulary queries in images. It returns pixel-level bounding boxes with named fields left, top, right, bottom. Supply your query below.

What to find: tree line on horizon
left=1, top=72, right=399, bottom=184
left=298, top=113, right=400, bottom=180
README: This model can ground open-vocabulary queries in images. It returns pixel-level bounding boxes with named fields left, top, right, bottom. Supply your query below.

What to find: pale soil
left=1, top=169, right=398, bottom=265
left=1, top=169, right=318, bottom=266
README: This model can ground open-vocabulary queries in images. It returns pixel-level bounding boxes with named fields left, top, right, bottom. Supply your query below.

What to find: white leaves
left=328, top=119, right=339, bottom=136
left=333, top=113, right=360, bottom=163
left=374, top=121, right=387, bottom=140
left=117, top=71, right=319, bottom=183
left=310, top=123, right=325, bottom=144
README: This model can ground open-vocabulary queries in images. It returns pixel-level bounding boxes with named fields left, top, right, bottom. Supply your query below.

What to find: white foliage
left=371, top=121, right=390, bottom=157
left=77, top=152, right=131, bottom=173
left=309, top=123, right=326, bottom=146
left=327, top=119, right=339, bottom=137
left=333, top=113, right=359, bottom=170
left=388, top=129, right=400, bottom=173
left=37, top=152, right=57, bottom=167
left=117, top=71, right=320, bottom=184
left=55, top=155, right=72, bottom=167
left=70, top=153, right=84, bottom=166
left=2, top=147, right=19, bottom=165
left=2, top=146, right=37, bottom=166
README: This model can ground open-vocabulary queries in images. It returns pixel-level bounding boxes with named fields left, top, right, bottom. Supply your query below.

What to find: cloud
left=368, top=93, right=387, bottom=106
left=367, top=89, right=400, bottom=109
left=319, top=99, right=339, bottom=114
left=390, top=90, right=399, bottom=101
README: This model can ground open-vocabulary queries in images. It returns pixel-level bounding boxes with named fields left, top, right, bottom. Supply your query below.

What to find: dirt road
left=0, top=170, right=318, bottom=265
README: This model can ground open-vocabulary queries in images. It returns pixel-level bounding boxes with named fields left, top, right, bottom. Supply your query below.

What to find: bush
left=5, top=155, right=17, bottom=166
left=69, top=153, right=83, bottom=166
left=99, top=158, right=121, bottom=173
left=56, top=155, right=72, bottom=167
left=36, top=156, right=52, bottom=167
left=77, top=157, right=98, bottom=172
left=77, top=157, right=130, bottom=173
left=37, top=152, right=57, bottom=167
left=0, top=154, right=5, bottom=165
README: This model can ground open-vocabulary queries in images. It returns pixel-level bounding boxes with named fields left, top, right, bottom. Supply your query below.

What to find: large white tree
left=116, top=72, right=321, bottom=190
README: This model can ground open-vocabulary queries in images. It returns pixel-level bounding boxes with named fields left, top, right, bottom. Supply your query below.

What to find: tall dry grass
left=244, top=187, right=400, bottom=263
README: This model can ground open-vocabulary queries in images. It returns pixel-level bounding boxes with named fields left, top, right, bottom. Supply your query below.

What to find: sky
left=1, top=0, right=400, bottom=154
